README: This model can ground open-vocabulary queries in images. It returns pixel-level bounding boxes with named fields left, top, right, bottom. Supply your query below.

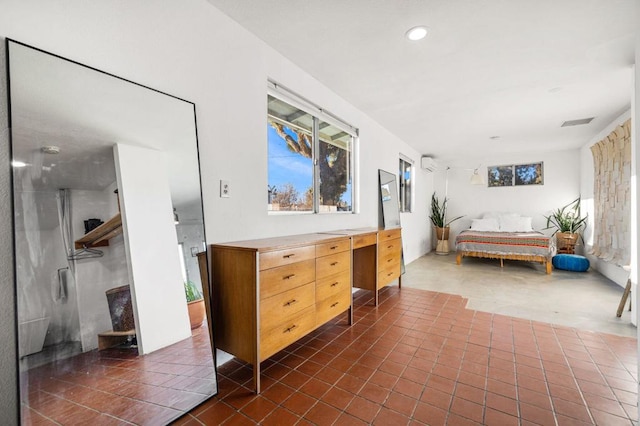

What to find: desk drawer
left=353, top=233, right=376, bottom=249
left=260, top=259, right=315, bottom=299
left=260, top=245, right=315, bottom=270
left=378, top=239, right=402, bottom=258
left=378, top=262, right=400, bottom=288
left=316, top=291, right=350, bottom=326
left=260, top=282, right=315, bottom=333
left=316, top=269, right=350, bottom=302
left=316, top=251, right=350, bottom=278
left=316, top=238, right=350, bottom=257
left=378, top=228, right=401, bottom=242
left=260, top=306, right=315, bottom=360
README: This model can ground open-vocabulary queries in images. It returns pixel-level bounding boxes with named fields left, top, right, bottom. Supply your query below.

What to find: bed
left=455, top=214, right=555, bottom=274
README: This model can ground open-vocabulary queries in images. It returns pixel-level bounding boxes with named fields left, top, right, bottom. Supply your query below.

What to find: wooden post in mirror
left=7, top=39, right=217, bottom=424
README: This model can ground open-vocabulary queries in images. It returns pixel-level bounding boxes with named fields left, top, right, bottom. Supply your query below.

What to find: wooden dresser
left=210, top=227, right=402, bottom=392
left=210, top=233, right=352, bottom=393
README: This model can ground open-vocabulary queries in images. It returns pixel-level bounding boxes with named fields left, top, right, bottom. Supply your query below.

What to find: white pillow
left=499, top=216, right=533, bottom=232
left=483, top=212, right=519, bottom=220
left=469, top=218, right=500, bottom=232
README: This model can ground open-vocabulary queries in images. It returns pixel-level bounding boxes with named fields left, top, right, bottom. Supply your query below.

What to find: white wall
left=435, top=150, right=582, bottom=245
left=72, top=187, right=128, bottom=351
left=579, top=109, right=632, bottom=289
left=0, top=0, right=431, bottom=266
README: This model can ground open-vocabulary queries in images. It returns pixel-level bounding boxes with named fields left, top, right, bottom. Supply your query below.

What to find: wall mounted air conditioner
left=421, top=156, right=438, bottom=172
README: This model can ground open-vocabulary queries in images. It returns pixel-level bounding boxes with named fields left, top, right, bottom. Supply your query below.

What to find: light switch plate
left=220, top=180, right=230, bottom=198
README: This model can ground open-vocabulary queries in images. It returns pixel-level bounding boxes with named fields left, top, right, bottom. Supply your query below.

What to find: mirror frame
left=6, top=38, right=216, bottom=423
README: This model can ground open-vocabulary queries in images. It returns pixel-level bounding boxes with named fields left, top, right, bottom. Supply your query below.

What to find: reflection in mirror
left=379, top=169, right=401, bottom=229
left=379, top=169, right=405, bottom=273
left=8, top=39, right=216, bottom=424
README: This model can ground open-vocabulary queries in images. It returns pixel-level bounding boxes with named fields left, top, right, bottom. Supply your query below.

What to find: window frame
left=399, top=154, right=414, bottom=213
left=267, top=81, right=358, bottom=214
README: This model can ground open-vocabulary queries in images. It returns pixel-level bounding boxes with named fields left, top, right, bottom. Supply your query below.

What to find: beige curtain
left=590, top=119, right=631, bottom=266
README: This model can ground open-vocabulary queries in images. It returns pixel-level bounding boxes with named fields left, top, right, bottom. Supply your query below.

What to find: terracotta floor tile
left=454, top=383, right=485, bottom=405
left=483, top=407, right=519, bottom=426
left=552, top=398, right=592, bottom=423
left=450, top=396, right=484, bottom=423
left=197, top=401, right=236, bottom=424
left=384, top=392, right=417, bottom=416
left=358, top=382, right=391, bottom=404
left=303, top=401, right=341, bottom=425
left=485, top=392, right=518, bottom=417
left=281, top=392, right=316, bottom=416
left=519, top=401, right=556, bottom=425
left=346, top=395, right=382, bottom=423
left=260, top=407, right=300, bottom=426
left=239, top=396, right=277, bottom=422
left=413, top=401, right=447, bottom=426
left=322, top=386, right=355, bottom=410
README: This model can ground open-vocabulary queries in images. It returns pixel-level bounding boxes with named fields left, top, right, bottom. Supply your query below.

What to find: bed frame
left=456, top=250, right=552, bottom=274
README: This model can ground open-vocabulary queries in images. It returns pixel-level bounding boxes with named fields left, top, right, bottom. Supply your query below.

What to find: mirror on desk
left=8, top=39, right=216, bottom=423
left=379, top=169, right=401, bottom=228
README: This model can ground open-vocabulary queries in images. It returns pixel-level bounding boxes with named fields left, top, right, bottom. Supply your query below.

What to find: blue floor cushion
left=552, top=254, right=590, bottom=272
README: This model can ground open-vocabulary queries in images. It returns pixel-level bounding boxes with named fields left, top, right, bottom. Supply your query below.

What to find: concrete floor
left=402, top=252, right=637, bottom=338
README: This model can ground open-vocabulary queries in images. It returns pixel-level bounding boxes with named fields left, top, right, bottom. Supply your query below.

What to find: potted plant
left=429, top=192, right=464, bottom=253
left=184, top=281, right=205, bottom=329
left=544, top=197, right=587, bottom=254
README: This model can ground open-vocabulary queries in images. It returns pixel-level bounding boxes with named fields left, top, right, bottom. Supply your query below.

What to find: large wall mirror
left=8, top=39, right=217, bottom=424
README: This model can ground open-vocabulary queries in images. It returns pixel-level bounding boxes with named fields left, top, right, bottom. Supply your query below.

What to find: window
left=399, top=156, right=413, bottom=212
left=267, top=83, right=356, bottom=213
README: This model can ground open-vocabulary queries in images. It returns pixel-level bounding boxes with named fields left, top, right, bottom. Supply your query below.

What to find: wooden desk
left=209, top=227, right=402, bottom=393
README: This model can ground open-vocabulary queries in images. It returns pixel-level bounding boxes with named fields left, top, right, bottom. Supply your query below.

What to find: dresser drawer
left=378, top=262, right=400, bottom=288
left=260, top=245, right=315, bottom=270
left=316, top=291, right=350, bottom=326
left=260, top=306, right=315, bottom=360
left=316, top=269, right=350, bottom=302
left=353, top=233, right=376, bottom=249
left=378, top=239, right=402, bottom=258
left=316, top=238, right=350, bottom=257
left=260, top=259, right=315, bottom=299
left=379, top=246, right=401, bottom=267
left=378, top=228, right=401, bottom=242
left=260, top=282, right=315, bottom=333
left=316, top=251, right=350, bottom=278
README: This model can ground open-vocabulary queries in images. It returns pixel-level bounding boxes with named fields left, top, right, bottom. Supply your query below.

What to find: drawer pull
left=283, top=274, right=296, bottom=280
left=387, top=245, right=393, bottom=249
left=284, top=324, right=297, bottom=333
left=283, top=253, right=295, bottom=259
left=330, top=282, right=339, bottom=287
left=330, top=245, right=338, bottom=250
left=330, top=261, right=339, bottom=266
left=387, top=259, right=392, bottom=263
left=387, top=272, right=393, bottom=277
left=330, top=301, right=340, bottom=308
left=284, top=299, right=298, bottom=307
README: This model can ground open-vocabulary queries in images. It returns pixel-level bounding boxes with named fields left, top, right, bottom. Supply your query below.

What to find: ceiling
left=207, top=0, right=636, bottom=161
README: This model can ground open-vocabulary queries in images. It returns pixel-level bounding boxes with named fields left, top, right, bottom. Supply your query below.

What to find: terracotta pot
left=187, top=299, right=205, bottom=329
left=556, top=232, right=578, bottom=254
left=435, top=226, right=450, bottom=241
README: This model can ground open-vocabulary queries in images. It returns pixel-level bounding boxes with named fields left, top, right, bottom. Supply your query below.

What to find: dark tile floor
left=21, top=323, right=216, bottom=425
left=175, top=287, right=637, bottom=425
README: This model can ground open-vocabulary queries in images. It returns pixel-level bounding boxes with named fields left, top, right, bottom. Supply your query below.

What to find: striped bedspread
left=455, top=230, right=554, bottom=257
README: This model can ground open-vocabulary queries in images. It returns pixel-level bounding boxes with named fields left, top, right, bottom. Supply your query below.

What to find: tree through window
left=267, top=93, right=355, bottom=213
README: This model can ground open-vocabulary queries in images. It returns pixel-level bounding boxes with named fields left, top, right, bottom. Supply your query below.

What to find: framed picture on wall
left=488, top=165, right=514, bottom=187
left=514, top=162, right=544, bottom=185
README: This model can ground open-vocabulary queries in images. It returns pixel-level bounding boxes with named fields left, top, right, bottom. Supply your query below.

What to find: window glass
left=399, top=158, right=412, bottom=212
left=267, top=94, right=354, bottom=213
left=267, top=95, right=313, bottom=212
left=318, top=121, right=352, bottom=212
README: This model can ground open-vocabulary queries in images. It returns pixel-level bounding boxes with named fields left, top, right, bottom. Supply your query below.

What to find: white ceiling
left=207, top=0, right=636, bottom=160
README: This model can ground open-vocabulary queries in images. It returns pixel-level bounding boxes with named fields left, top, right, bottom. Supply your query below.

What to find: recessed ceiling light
left=11, top=160, right=27, bottom=168
left=489, top=136, right=500, bottom=140
left=405, top=26, right=428, bottom=41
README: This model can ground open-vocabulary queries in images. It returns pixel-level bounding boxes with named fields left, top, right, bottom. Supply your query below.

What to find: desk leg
left=253, top=361, right=261, bottom=394
left=398, top=275, right=402, bottom=289
left=374, top=289, right=379, bottom=306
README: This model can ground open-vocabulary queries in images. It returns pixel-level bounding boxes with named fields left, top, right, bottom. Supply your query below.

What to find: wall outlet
left=220, top=180, right=230, bottom=198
